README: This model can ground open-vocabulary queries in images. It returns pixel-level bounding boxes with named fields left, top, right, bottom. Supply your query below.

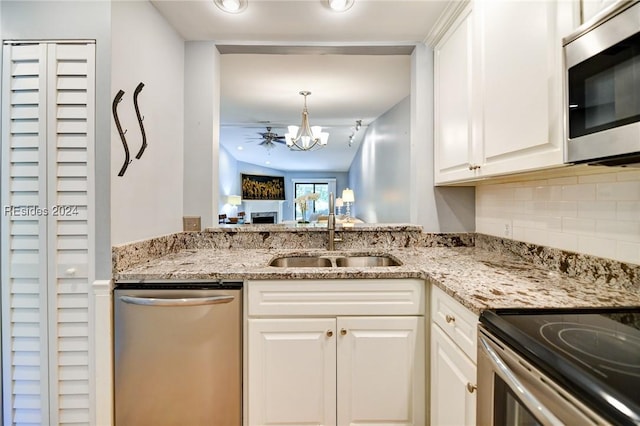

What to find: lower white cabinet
left=430, top=285, right=478, bottom=426
left=248, top=318, right=337, bottom=425
left=431, top=324, right=477, bottom=426
left=246, top=279, right=425, bottom=426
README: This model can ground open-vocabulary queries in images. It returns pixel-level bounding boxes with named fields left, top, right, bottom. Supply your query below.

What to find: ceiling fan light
left=214, top=0, right=247, bottom=14
left=328, top=0, right=354, bottom=12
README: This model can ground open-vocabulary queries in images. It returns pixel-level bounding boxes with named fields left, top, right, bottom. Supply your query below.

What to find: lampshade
left=335, top=197, right=344, bottom=207
left=342, top=188, right=354, bottom=203
left=227, top=195, right=242, bottom=206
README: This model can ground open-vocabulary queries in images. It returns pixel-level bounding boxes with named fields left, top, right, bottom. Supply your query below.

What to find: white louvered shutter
left=1, top=41, right=95, bottom=426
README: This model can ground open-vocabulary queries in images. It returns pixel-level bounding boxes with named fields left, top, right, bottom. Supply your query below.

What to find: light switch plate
left=183, top=216, right=201, bottom=232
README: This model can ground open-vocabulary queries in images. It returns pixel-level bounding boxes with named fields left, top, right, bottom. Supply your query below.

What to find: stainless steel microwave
left=564, top=0, right=640, bottom=166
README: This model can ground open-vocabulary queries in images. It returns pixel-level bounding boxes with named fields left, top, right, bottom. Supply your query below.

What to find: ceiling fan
left=247, top=127, right=287, bottom=150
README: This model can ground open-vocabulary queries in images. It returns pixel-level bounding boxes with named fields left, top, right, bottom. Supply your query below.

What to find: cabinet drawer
left=431, top=285, right=478, bottom=363
left=248, top=279, right=425, bottom=317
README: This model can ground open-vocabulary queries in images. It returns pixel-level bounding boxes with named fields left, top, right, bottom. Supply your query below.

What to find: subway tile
left=617, top=201, right=640, bottom=221
left=512, top=226, right=526, bottom=242
left=533, top=185, right=551, bottom=201
left=547, top=231, right=578, bottom=252
left=562, top=184, right=596, bottom=201
left=549, top=185, right=563, bottom=201
left=547, top=200, right=578, bottom=217
left=578, top=235, right=617, bottom=260
left=514, top=187, right=534, bottom=201
left=616, top=241, right=640, bottom=265
left=524, top=200, right=547, bottom=214
left=521, top=227, right=549, bottom=246
left=596, top=181, right=640, bottom=201
left=577, top=200, right=617, bottom=220
left=549, top=176, right=578, bottom=186
left=596, top=220, right=640, bottom=243
left=578, top=173, right=617, bottom=184
left=616, top=169, right=640, bottom=182
left=562, top=217, right=596, bottom=235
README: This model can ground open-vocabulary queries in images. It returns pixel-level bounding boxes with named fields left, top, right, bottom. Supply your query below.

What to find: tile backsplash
left=476, top=169, right=640, bottom=265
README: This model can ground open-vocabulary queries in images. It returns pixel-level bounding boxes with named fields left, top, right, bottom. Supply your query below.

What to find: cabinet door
left=431, top=323, right=477, bottom=426
left=475, top=0, right=569, bottom=175
left=247, top=318, right=337, bottom=426
left=337, top=316, right=425, bottom=426
left=434, top=6, right=479, bottom=184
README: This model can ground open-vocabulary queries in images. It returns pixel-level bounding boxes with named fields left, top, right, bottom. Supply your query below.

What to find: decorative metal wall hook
left=112, top=89, right=131, bottom=177
left=133, top=82, right=147, bottom=159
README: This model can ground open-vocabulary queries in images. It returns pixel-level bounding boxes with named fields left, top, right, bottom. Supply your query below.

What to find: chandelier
left=285, top=91, right=329, bottom=151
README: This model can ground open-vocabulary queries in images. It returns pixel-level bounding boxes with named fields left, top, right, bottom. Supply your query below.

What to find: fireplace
left=251, top=211, right=277, bottom=224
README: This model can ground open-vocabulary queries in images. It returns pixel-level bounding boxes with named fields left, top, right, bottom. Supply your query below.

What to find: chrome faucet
left=328, top=192, right=343, bottom=250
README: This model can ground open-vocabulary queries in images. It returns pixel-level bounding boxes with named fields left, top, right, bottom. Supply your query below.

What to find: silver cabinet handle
left=119, top=295, right=234, bottom=307
left=478, top=336, right=563, bottom=426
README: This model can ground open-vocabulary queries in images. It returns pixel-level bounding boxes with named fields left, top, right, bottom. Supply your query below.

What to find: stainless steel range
left=478, top=308, right=640, bottom=425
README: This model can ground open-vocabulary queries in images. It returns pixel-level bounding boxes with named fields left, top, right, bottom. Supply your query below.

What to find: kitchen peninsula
left=113, top=225, right=640, bottom=314
left=111, top=224, right=640, bottom=425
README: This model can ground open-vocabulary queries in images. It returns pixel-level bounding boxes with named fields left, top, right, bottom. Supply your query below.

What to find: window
left=294, top=182, right=330, bottom=221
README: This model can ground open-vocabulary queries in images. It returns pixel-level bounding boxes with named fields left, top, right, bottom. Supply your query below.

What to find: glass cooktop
left=481, top=307, right=640, bottom=425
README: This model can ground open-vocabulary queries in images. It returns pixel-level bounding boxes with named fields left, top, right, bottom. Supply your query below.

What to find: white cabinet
left=1, top=42, right=95, bottom=425
left=337, top=316, right=424, bottom=426
left=434, top=5, right=480, bottom=183
left=246, top=279, right=425, bottom=426
left=430, top=285, right=478, bottom=426
left=248, top=318, right=337, bottom=425
left=434, top=0, right=575, bottom=184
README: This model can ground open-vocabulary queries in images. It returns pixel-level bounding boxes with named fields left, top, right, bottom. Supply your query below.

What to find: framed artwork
left=241, top=174, right=285, bottom=200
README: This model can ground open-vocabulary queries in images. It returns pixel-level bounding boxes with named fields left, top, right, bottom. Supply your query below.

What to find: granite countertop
left=114, top=245, right=640, bottom=315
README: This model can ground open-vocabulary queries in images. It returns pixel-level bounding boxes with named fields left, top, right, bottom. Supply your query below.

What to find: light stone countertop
left=114, top=246, right=640, bottom=315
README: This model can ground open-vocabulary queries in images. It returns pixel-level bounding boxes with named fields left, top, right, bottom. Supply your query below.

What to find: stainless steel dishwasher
left=113, top=280, right=242, bottom=425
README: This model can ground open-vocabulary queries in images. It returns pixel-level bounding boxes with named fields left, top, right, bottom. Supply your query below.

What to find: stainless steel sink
left=268, top=254, right=402, bottom=268
left=268, top=256, right=333, bottom=267
left=335, top=255, right=401, bottom=267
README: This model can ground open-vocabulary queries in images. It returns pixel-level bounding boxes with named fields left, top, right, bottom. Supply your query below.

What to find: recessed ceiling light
left=328, top=0, right=354, bottom=12
left=237, top=146, right=244, bottom=151
left=214, top=0, right=248, bottom=14
left=265, top=161, right=271, bottom=165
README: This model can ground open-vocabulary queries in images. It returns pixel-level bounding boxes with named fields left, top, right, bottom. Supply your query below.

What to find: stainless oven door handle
left=119, top=295, right=235, bottom=307
left=479, top=335, right=564, bottom=426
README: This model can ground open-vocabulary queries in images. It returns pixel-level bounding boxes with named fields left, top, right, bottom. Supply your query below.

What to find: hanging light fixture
left=285, top=91, right=329, bottom=151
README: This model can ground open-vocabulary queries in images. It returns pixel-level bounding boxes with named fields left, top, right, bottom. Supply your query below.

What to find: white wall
left=477, top=169, right=640, bottom=265
left=350, top=97, right=412, bottom=223
left=111, top=1, right=184, bottom=245
left=184, top=41, right=220, bottom=229
left=348, top=44, right=475, bottom=230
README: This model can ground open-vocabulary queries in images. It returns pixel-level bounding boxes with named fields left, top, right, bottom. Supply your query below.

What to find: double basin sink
left=269, top=253, right=402, bottom=268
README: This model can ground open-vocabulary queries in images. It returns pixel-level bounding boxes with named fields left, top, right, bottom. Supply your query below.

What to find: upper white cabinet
left=434, top=5, right=479, bottom=183
left=434, top=0, right=576, bottom=184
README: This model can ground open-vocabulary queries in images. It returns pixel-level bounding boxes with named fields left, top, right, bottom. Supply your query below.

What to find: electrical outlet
left=504, top=223, right=511, bottom=238
left=183, top=216, right=201, bottom=232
